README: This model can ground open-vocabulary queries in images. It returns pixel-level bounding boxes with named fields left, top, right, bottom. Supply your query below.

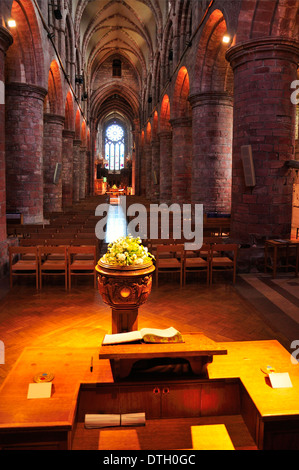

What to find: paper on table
left=121, top=412, right=146, bottom=427
left=268, top=372, right=293, bottom=389
left=27, top=382, right=52, bottom=399
left=84, top=414, right=121, bottom=429
left=84, top=413, right=146, bottom=428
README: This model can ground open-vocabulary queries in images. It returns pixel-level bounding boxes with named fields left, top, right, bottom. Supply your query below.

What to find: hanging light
left=222, top=35, right=231, bottom=44
left=7, top=18, right=16, bottom=28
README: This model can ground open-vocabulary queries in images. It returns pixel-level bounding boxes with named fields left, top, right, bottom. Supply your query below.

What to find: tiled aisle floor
left=236, top=273, right=299, bottom=349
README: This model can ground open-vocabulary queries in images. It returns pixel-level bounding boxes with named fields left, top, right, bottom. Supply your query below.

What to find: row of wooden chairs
left=155, top=243, right=238, bottom=287
left=9, top=245, right=97, bottom=290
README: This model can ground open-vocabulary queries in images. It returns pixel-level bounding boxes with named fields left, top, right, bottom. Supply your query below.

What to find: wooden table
left=264, top=239, right=299, bottom=277
left=98, top=332, right=228, bottom=378
left=1, top=337, right=299, bottom=449
left=208, top=339, right=299, bottom=449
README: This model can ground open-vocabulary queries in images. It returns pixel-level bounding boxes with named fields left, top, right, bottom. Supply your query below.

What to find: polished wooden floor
left=0, top=269, right=293, bottom=388
left=1, top=194, right=298, bottom=388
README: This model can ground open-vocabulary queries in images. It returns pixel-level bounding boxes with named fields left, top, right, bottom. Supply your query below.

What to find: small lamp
left=7, top=18, right=16, bottom=28
left=222, top=35, right=231, bottom=44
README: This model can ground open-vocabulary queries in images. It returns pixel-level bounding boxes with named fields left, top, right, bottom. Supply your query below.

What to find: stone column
left=139, top=133, right=146, bottom=196
left=158, top=130, right=172, bottom=204
left=151, top=137, right=160, bottom=202
left=43, top=114, right=65, bottom=214
left=73, top=139, right=81, bottom=202
left=189, top=91, right=233, bottom=214
left=0, top=26, right=13, bottom=277
left=86, top=150, right=91, bottom=196
left=6, top=82, right=47, bottom=224
left=170, top=117, right=192, bottom=205
left=79, top=146, right=87, bottom=199
left=144, top=142, right=152, bottom=200
left=62, top=129, right=75, bottom=208
left=226, top=38, right=299, bottom=243
left=132, top=122, right=140, bottom=195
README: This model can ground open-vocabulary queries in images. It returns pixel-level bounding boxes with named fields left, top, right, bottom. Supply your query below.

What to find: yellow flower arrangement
left=100, top=235, right=155, bottom=267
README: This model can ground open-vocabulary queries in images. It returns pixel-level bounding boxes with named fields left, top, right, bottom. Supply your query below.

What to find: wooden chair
left=39, top=246, right=68, bottom=289
left=155, top=244, right=184, bottom=287
left=72, top=239, right=99, bottom=259
left=210, top=244, right=238, bottom=285
left=9, top=246, right=39, bottom=289
left=68, top=246, right=97, bottom=289
left=183, top=244, right=211, bottom=286
left=148, top=238, right=176, bottom=259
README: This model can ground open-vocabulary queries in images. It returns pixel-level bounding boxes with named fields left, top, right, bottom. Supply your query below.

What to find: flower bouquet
left=99, top=235, right=155, bottom=267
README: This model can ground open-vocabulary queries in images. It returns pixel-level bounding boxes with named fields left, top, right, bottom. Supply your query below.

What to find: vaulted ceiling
left=76, top=0, right=169, bottom=129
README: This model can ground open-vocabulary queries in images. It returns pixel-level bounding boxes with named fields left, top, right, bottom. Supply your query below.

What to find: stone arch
left=5, top=0, right=45, bottom=87
left=236, top=0, right=299, bottom=43
left=152, top=111, right=158, bottom=139
left=193, top=9, right=233, bottom=94
left=46, top=60, right=64, bottom=116
left=75, top=108, right=81, bottom=140
left=160, top=94, right=171, bottom=132
left=64, top=90, right=75, bottom=131
left=146, top=121, right=152, bottom=144
left=81, top=120, right=87, bottom=147
left=172, top=66, right=191, bottom=119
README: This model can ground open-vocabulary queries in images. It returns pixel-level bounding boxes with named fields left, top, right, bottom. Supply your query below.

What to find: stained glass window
left=105, top=124, right=125, bottom=170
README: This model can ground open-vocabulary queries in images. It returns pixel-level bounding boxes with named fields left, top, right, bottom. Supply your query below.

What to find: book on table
left=102, top=326, right=183, bottom=345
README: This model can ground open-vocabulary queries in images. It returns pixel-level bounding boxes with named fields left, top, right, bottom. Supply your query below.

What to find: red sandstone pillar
left=73, top=139, right=81, bottom=202
left=151, top=138, right=160, bottom=202
left=132, top=122, right=140, bottom=195
left=189, top=92, right=233, bottom=214
left=0, top=26, right=13, bottom=276
left=144, top=142, right=152, bottom=200
left=43, top=114, right=65, bottom=214
left=86, top=150, right=91, bottom=196
left=158, top=130, right=172, bottom=204
left=139, top=135, right=146, bottom=196
left=226, top=38, right=299, bottom=243
left=6, top=82, right=47, bottom=224
left=170, top=117, right=192, bottom=205
left=62, top=129, right=75, bottom=208
left=80, top=146, right=87, bottom=199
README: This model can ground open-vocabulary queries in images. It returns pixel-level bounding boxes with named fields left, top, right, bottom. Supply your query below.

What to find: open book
left=102, top=326, right=183, bottom=345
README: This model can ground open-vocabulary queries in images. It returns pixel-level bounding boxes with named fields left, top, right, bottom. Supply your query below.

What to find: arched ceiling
left=75, top=0, right=168, bottom=127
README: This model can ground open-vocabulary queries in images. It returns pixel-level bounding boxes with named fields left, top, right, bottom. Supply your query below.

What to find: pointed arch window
left=105, top=124, right=125, bottom=171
